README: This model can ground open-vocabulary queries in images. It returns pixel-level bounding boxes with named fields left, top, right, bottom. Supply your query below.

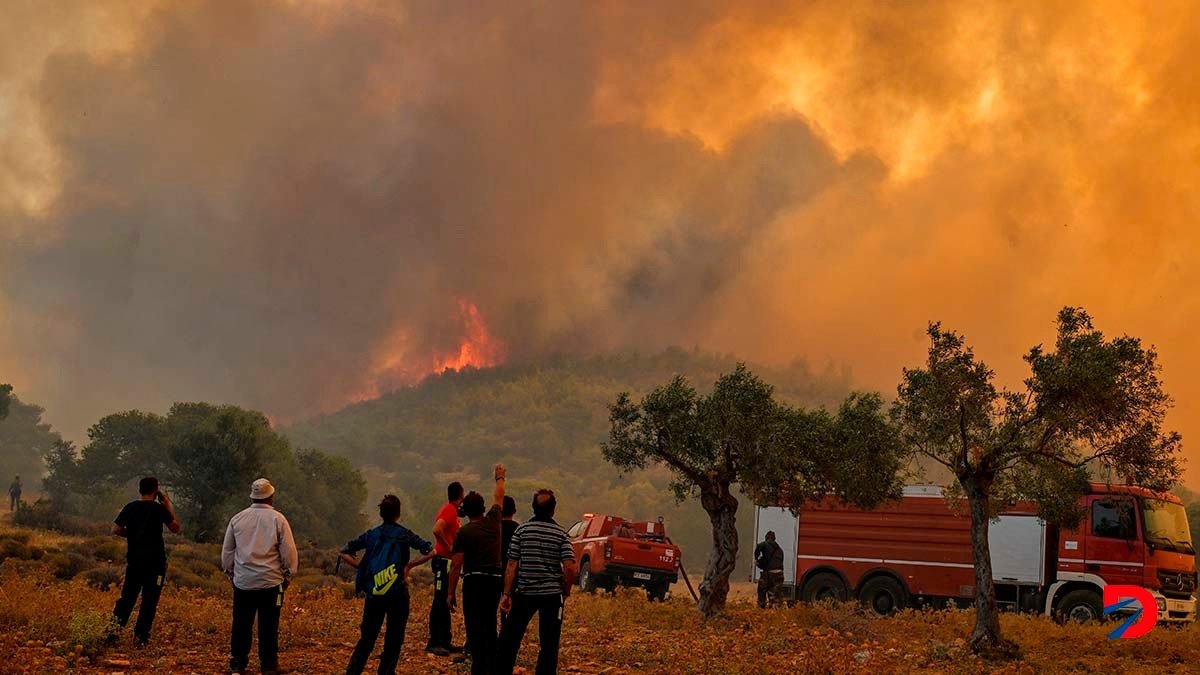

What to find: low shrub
left=83, top=536, right=125, bottom=563
left=168, top=568, right=228, bottom=596
left=0, top=535, right=43, bottom=561
left=13, top=500, right=109, bottom=537
left=66, top=609, right=112, bottom=657
left=44, top=552, right=97, bottom=580
left=82, top=565, right=125, bottom=591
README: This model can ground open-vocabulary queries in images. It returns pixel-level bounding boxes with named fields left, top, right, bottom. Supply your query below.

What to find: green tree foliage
left=892, top=308, right=1182, bottom=658
left=0, top=388, right=62, bottom=492
left=44, top=403, right=366, bottom=545
left=287, top=349, right=853, bottom=568
left=164, top=404, right=292, bottom=541
left=0, top=383, right=12, bottom=419
left=280, top=449, right=367, bottom=545
left=603, top=364, right=904, bottom=616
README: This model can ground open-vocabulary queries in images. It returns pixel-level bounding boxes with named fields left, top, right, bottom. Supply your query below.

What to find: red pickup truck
left=567, top=514, right=681, bottom=601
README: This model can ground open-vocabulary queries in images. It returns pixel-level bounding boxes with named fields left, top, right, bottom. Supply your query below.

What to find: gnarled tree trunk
left=697, top=482, right=739, bottom=618
left=963, top=478, right=1020, bottom=659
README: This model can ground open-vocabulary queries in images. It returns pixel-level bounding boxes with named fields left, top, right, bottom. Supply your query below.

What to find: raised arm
left=159, top=489, right=182, bottom=534
left=493, top=463, right=506, bottom=508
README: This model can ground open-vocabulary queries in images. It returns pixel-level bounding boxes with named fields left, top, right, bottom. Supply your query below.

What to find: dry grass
left=0, top=522, right=1197, bottom=674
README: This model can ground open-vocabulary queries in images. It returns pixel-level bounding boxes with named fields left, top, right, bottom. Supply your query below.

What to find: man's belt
left=463, top=570, right=503, bottom=578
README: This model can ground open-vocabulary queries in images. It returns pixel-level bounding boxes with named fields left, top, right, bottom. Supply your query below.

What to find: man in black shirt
left=500, top=496, right=518, bottom=564
left=448, top=464, right=506, bottom=675
left=111, top=476, right=181, bottom=645
left=754, top=530, right=785, bottom=608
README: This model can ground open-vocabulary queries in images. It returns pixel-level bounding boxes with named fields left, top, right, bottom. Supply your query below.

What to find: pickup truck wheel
left=647, top=582, right=670, bottom=602
left=1057, top=589, right=1103, bottom=624
left=579, top=559, right=597, bottom=594
left=801, top=572, right=848, bottom=603
left=858, top=576, right=907, bottom=616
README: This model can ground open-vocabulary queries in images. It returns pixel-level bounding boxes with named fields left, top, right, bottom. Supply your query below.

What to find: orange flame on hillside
left=349, top=299, right=506, bottom=404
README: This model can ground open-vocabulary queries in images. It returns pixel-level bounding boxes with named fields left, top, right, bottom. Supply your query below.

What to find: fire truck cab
left=753, top=483, right=1197, bottom=623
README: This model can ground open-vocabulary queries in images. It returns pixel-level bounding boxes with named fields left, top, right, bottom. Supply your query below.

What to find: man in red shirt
left=427, top=481, right=465, bottom=656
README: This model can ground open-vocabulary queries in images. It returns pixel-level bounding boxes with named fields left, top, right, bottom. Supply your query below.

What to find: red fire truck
left=753, top=483, right=1196, bottom=622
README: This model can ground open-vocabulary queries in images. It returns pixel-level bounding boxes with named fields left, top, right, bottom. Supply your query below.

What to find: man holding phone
left=111, top=476, right=181, bottom=646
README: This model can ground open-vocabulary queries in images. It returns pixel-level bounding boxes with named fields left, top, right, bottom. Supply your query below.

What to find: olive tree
left=604, top=364, right=905, bottom=617
left=892, top=308, right=1182, bottom=658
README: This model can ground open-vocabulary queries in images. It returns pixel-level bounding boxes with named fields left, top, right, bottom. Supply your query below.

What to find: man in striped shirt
left=495, top=489, right=577, bottom=675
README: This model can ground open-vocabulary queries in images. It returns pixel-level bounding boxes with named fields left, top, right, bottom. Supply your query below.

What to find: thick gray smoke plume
left=3, top=1, right=1200, bottom=483
left=1, top=2, right=863, bottom=429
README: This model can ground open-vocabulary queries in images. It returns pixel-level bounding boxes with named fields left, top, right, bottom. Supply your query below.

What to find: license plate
left=633, top=572, right=651, bottom=581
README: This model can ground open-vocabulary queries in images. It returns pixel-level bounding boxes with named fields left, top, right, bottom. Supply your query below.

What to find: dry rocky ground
left=0, top=523, right=1196, bottom=674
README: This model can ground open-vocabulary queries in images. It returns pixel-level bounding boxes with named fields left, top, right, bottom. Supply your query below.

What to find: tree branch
left=650, top=432, right=707, bottom=486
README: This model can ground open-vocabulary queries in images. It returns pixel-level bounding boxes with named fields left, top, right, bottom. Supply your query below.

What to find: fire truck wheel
left=647, top=582, right=670, bottom=602
left=801, top=572, right=848, bottom=603
left=579, top=559, right=598, bottom=594
left=1057, top=589, right=1103, bottom=624
left=858, top=576, right=908, bottom=615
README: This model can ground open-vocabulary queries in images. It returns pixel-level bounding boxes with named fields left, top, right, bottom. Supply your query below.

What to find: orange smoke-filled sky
left=1, top=1, right=1198, bottom=484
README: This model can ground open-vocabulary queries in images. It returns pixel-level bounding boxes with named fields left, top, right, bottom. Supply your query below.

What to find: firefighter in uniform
left=754, top=530, right=785, bottom=608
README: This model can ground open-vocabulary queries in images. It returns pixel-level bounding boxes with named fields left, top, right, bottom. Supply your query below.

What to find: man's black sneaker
left=426, top=646, right=450, bottom=657
left=448, top=644, right=465, bottom=654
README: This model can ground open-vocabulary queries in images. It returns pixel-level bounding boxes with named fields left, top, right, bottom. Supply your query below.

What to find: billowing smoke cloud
left=2, top=1, right=1199, bottom=480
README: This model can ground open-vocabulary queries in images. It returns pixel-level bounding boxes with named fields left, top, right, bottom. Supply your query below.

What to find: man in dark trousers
left=111, top=476, right=181, bottom=646
left=496, top=489, right=577, bottom=675
left=222, top=478, right=299, bottom=675
left=8, top=475, right=21, bottom=511
left=340, top=494, right=437, bottom=675
left=754, top=530, right=785, bottom=608
left=427, top=481, right=465, bottom=656
left=448, top=464, right=506, bottom=675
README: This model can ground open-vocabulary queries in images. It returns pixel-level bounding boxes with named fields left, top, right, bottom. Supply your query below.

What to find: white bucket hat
left=250, top=478, right=276, bottom=500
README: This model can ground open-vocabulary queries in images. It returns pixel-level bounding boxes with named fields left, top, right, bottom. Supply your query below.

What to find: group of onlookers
left=105, top=468, right=577, bottom=675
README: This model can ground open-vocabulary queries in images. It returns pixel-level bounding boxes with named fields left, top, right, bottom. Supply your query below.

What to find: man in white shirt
left=222, top=478, right=299, bottom=675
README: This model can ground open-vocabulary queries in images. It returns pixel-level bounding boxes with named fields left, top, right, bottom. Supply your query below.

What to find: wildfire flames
left=350, top=299, right=506, bottom=404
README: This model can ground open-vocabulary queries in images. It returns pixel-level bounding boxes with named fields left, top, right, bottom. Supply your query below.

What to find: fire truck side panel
left=795, top=493, right=977, bottom=598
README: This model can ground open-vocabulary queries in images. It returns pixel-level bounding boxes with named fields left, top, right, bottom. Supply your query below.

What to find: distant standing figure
left=496, top=489, right=577, bottom=675
left=8, top=475, right=21, bottom=511
left=111, top=476, right=181, bottom=646
left=754, top=530, right=785, bottom=608
left=427, top=481, right=465, bottom=656
left=340, top=494, right=436, bottom=675
left=222, top=478, right=299, bottom=675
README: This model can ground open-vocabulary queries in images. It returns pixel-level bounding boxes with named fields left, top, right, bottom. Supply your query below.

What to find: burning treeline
left=1, top=1, right=1199, bottom=480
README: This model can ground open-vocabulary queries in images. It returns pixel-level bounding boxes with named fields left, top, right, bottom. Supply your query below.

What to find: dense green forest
left=286, top=348, right=855, bottom=570
left=7, top=346, right=1200, bottom=577
left=40, top=403, right=365, bottom=546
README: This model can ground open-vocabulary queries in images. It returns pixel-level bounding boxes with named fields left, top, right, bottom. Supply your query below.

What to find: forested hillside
left=286, top=348, right=853, bottom=567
